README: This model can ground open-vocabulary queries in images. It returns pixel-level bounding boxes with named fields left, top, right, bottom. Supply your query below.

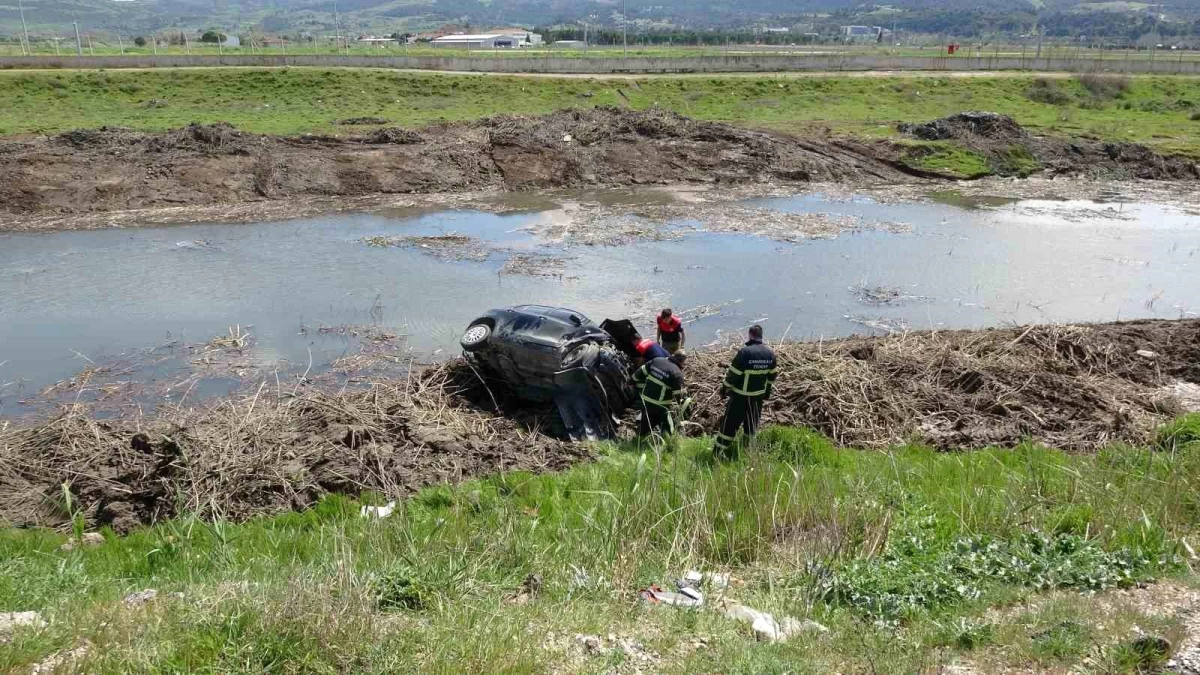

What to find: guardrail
left=3, top=53, right=1200, bottom=74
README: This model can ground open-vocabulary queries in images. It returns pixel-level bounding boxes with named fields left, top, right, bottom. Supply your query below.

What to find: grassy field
left=5, top=41, right=1199, bottom=62
left=3, top=67, right=1200, bottom=153
left=3, top=421, right=1200, bottom=672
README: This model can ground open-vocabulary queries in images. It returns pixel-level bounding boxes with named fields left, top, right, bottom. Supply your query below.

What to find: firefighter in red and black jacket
left=713, top=325, right=778, bottom=459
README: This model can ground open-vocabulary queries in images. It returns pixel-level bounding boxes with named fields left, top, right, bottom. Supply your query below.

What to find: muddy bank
left=3, top=318, right=1198, bottom=533
left=3, top=108, right=1196, bottom=232
left=890, top=111, right=1200, bottom=180
left=0, top=108, right=904, bottom=227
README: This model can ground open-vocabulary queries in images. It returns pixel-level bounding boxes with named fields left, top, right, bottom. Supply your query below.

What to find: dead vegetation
left=0, top=364, right=580, bottom=533
left=499, top=252, right=572, bottom=278
left=362, top=233, right=489, bottom=261
left=3, top=318, right=1198, bottom=533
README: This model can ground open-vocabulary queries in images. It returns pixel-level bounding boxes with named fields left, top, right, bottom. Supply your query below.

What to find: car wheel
left=460, top=322, right=492, bottom=352
left=561, top=342, right=599, bottom=369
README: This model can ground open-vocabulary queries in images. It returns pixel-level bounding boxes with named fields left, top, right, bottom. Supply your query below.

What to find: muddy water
left=2, top=190, right=1198, bottom=416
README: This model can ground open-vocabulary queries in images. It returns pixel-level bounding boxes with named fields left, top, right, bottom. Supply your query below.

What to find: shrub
left=134, top=36, right=146, bottom=47
left=1077, top=73, right=1130, bottom=100
left=1026, top=78, right=1072, bottom=105
left=1155, top=413, right=1200, bottom=450
left=377, top=565, right=428, bottom=611
left=1191, top=111, right=1200, bottom=121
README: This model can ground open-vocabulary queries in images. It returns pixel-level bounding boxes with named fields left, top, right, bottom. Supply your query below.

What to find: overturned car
left=459, top=305, right=641, bottom=440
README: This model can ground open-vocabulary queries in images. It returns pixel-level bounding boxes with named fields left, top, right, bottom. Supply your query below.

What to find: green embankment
left=4, top=69, right=1200, bottom=157
left=3, top=420, right=1200, bottom=673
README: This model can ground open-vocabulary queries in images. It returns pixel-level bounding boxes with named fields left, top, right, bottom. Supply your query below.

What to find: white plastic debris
left=683, top=570, right=730, bottom=589
left=562, top=134, right=573, bottom=143
left=0, top=611, right=46, bottom=635
left=1136, top=349, right=1159, bottom=359
left=123, top=589, right=159, bottom=606
left=360, top=501, right=396, bottom=518
left=722, top=603, right=827, bottom=643
left=31, top=641, right=91, bottom=674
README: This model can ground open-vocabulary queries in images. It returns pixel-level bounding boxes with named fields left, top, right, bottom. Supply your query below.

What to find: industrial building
left=430, top=32, right=542, bottom=49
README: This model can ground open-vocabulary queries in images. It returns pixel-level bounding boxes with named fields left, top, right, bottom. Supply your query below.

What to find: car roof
left=510, top=305, right=592, bottom=323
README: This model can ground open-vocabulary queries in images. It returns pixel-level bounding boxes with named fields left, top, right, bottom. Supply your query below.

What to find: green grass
left=4, top=68, right=1200, bottom=153
left=3, top=425, right=1199, bottom=672
left=899, top=141, right=993, bottom=178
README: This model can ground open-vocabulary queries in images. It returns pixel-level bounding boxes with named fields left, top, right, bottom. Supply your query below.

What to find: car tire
left=460, top=322, right=492, bottom=352
left=561, top=342, right=599, bottom=370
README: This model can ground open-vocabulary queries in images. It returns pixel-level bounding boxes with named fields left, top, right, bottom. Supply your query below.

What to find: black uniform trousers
left=713, top=394, right=763, bottom=458
left=638, top=400, right=674, bottom=437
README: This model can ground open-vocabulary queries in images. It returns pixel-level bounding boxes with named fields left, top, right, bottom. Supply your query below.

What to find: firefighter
left=633, top=350, right=688, bottom=438
left=656, top=308, right=686, bottom=354
left=713, top=325, right=777, bottom=459
left=631, top=332, right=670, bottom=365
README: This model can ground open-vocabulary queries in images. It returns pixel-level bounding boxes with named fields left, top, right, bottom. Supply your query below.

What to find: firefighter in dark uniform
left=633, top=350, right=689, bottom=438
left=713, top=325, right=777, bottom=459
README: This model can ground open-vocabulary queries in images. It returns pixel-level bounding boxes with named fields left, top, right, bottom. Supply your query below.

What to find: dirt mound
left=681, top=318, right=1200, bottom=451
left=0, top=108, right=908, bottom=224
left=364, top=127, right=424, bottom=144
left=3, top=318, right=1198, bottom=532
left=1, top=364, right=581, bottom=533
left=899, top=112, right=1030, bottom=144
left=337, top=116, right=390, bottom=126
left=894, top=111, right=1199, bottom=180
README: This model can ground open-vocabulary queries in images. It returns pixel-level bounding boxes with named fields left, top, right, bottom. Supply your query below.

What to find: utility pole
left=18, top=0, right=30, bottom=55
left=622, top=0, right=627, bottom=57
left=118, top=35, right=124, bottom=54
left=54, top=36, right=59, bottom=55
left=332, top=0, right=341, bottom=53
left=73, top=22, right=83, bottom=56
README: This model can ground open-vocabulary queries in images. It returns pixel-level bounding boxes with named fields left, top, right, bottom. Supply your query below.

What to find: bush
left=1191, top=111, right=1200, bottom=121
left=376, top=566, right=428, bottom=611
left=1155, top=413, right=1200, bottom=450
left=815, top=509, right=1177, bottom=619
left=134, top=36, right=146, bottom=47
left=1077, top=73, right=1130, bottom=100
left=1026, top=78, right=1072, bottom=106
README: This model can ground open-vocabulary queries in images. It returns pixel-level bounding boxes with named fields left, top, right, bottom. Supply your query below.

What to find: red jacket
left=657, top=315, right=682, bottom=336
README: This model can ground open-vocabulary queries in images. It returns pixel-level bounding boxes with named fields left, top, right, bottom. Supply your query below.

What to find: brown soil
left=3, top=318, right=1198, bottom=533
left=0, top=108, right=904, bottom=228
left=893, top=111, right=1200, bottom=180
left=2, top=108, right=1195, bottom=232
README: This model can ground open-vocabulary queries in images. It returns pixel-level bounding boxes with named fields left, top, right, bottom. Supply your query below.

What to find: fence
left=3, top=53, right=1200, bottom=74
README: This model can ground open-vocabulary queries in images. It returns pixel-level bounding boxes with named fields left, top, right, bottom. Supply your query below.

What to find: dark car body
left=460, top=305, right=637, bottom=440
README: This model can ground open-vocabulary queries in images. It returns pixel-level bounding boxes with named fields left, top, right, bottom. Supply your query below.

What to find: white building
left=489, top=28, right=543, bottom=45
left=841, top=25, right=881, bottom=41
left=430, top=32, right=541, bottom=49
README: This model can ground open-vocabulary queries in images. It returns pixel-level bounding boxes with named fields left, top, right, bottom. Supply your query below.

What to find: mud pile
left=3, top=318, right=1197, bottom=532
left=899, top=111, right=1030, bottom=144
left=0, top=364, right=582, bottom=533
left=0, top=107, right=912, bottom=225
left=895, top=111, right=1200, bottom=180
left=683, top=319, right=1200, bottom=451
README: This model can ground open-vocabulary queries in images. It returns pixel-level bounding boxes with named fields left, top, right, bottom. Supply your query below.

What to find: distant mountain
left=2, top=0, right=1197, bottom=41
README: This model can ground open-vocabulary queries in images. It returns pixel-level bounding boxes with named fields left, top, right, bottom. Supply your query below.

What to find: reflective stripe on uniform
left=639, top=373, right=676, bottom=405
left=725, top=367, right=778, bottom=397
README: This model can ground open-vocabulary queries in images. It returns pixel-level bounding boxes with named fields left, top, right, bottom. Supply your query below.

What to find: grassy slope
left=4, top=68, right=1200, bottom=153
left=3, top=423, right=1200, bottom=673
